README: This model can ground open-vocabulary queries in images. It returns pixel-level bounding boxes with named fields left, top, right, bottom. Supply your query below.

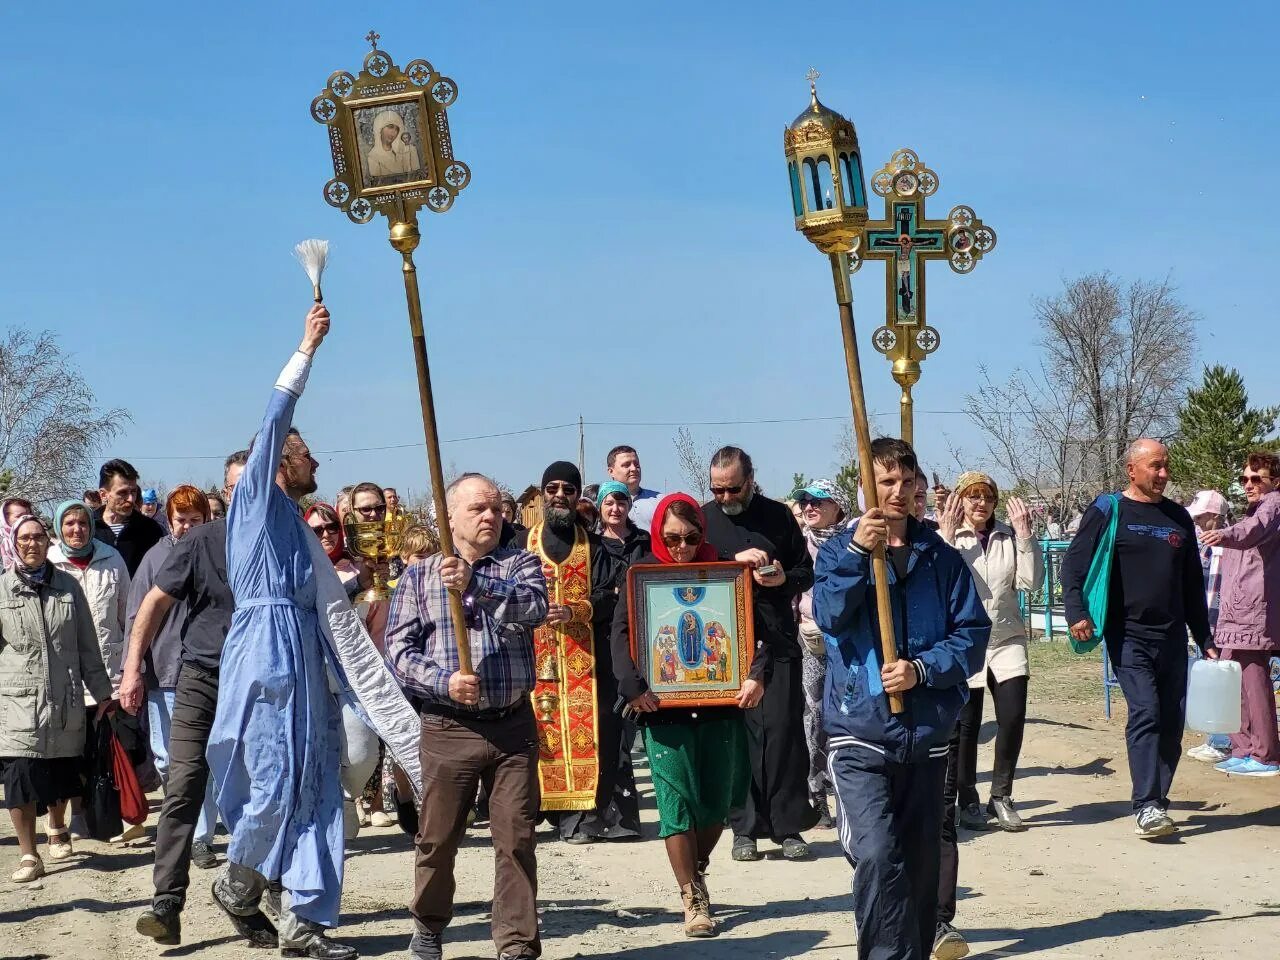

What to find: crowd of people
left=1, top=306, right=1278, bottom=960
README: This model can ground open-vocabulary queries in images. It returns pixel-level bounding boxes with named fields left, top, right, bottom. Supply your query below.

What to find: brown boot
left=680, top=883, right=715, bottom=938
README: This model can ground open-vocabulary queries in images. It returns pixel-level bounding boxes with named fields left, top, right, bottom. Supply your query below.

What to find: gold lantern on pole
left=784, top=70, right=903, bottom=713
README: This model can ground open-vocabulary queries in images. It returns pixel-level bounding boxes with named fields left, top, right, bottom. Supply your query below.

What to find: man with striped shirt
left=385, top=472, right=548, bottom=960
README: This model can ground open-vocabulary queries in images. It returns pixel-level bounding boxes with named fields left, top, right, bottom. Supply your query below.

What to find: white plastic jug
left=1185, top=658, right=1242, bottom=734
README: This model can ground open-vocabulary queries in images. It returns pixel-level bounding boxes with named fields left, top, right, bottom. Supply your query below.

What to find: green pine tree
left=833, top=463, right=860, bottom=514
left=1169, top=364, right=1278, bottom=498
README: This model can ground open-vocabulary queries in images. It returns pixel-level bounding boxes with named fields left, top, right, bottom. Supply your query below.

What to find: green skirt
left=642, top=715, right=748, bottom=838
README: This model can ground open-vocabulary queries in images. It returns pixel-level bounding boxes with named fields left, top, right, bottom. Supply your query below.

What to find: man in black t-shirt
left=117, top=451, right=280, bottom=949
left=1060, top=439, right=1212, bottom=839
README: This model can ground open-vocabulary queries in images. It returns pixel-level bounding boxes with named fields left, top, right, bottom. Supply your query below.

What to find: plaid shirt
left=385, top=547, right=547, bottom=711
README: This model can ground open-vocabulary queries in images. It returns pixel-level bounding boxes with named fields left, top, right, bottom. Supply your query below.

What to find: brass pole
left=899, top=385, right=914, bottom=446
left=390, top=218, right=473, bottom=675
left=830, top=251, right=904, bottom=714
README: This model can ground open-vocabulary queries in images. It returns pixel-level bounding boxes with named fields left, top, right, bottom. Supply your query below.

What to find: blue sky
left=3, top=2, right=1275, bottom=503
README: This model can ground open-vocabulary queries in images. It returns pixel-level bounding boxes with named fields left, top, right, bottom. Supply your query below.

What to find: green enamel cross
left=853, top=148, right=997, bottom=442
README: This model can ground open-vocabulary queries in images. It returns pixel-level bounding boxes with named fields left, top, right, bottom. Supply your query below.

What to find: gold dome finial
left=806, top=67, right=821, bottom=107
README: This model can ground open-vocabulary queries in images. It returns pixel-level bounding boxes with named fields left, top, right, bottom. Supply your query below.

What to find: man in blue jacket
left=814, top=438, right=990, bottom=960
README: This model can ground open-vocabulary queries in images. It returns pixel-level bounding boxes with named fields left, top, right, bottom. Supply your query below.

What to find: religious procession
left=3, top=8, right=1278, bottom=960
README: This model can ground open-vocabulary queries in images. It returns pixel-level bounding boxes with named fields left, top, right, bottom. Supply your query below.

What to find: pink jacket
left=1214, top=490, right=1280, bottom=652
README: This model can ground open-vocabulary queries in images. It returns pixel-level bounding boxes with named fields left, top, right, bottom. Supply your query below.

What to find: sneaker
left=1215, top=757, right=1248, bottom=773
left=369, top=810, right=397, bottom=828
left=1134, top=805, right=1176, bottom=839
left=1187, top=743, right=1231, bottom=763
left=1230, top=758, right=1280, bottom=778
left=192, top=840, right=219, bottom=870
left=780, top=835, right=810, bottom=859
left=932, top=921, right=970, bottom=960
left=137, top=900, right=182, bottom=946
left=730, top=836, right=759, bottom=862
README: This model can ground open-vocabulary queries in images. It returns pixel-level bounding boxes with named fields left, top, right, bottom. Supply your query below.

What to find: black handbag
left=82, top=718, right=122, bottom=842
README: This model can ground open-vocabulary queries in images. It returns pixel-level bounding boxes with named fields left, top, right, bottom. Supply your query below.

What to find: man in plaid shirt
left=385, top=472, right=548, bottom=960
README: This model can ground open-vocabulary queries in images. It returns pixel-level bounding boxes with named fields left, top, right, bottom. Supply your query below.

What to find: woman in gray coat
left=0, top=515, right=113, bottom=882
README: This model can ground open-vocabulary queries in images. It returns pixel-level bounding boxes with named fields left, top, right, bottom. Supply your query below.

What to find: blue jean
left=148, top=688, right=217, bottom=844
left=1112, top=635, right=1187, bottom=811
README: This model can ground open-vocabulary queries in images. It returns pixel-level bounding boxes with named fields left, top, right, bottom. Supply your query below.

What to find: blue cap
left=141, top=488, right=159, bottom=505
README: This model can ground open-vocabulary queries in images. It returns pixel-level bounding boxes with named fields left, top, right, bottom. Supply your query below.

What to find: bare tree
left=1036, top=273, right=1195, bottom=485
left=0, top=329, right=128, bottom=505
left=965, top=361, right=1096, bottom=519
left=966, top=273, right=1197, bottom=507
left=672, top=427, right=720, bottom=499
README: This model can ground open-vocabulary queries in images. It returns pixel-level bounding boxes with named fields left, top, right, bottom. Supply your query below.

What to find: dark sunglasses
left=662, top=532, right=702, bottom=548
left=309, top=522, right=341, bottom=535
left=1240, top=473, right=1272, bottom=486
left=798, top=496, right=828, bottom=508
left=544, top=482, right=578, bottom=497
left=710, top=484, right=744, bottom=496
left=354, top=504, right=387, bottom=516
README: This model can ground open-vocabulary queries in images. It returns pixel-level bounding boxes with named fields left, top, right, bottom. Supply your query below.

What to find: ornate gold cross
left=853, top=148, right=996, bottom=442
left=365, top=29, right=380, bottom=50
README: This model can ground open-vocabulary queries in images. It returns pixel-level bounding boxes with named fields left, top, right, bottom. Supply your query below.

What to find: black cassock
left=703, top=495, right=820, bottom=841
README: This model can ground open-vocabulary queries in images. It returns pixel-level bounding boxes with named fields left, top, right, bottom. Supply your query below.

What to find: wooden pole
left=391, top=219, right=473, bottom=675
left=830, top=252, right=904, bottom=714
left=899, top=385, right=914, bottom=447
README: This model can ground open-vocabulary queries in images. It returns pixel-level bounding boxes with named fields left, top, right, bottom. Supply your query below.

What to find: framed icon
left=626, top=562, right=754, bottom=708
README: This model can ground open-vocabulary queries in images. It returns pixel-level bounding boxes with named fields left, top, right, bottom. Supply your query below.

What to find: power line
left=131, top=410, right=976, bottom=461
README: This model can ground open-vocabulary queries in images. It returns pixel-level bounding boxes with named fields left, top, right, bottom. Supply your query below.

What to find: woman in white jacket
left=48, top=501, right=130, bottom=688
left=939, top=472, right=1042, bottom=832
left=47, top=500, right=131, bottom=841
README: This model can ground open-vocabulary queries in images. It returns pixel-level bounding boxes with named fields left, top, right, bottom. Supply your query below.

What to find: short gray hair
left=445, top=472, right=498, bottom=512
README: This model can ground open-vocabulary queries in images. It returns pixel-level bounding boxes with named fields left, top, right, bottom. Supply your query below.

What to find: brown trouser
left=413, top=701, right=540, bottom=958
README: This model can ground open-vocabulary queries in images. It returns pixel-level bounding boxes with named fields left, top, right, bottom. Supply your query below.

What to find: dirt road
left=5, top=645, right=1279, bottom=959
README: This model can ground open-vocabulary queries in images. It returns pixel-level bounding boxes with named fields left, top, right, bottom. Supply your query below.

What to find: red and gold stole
left=527, top=523, right=599, bottom=811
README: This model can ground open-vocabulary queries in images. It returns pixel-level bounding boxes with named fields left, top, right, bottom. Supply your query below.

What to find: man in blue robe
left=207, top=304, right=422, bottom=959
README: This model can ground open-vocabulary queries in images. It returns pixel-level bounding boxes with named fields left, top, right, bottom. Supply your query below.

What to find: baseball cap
left=791, top=479, right=849, bottom=516
left=1187, top=490, right=1228, bottom=519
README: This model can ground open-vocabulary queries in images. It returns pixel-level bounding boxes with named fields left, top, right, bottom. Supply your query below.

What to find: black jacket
left=601, top=522, right=650, bottom=568
left=94, top=509, right=165, bottom=576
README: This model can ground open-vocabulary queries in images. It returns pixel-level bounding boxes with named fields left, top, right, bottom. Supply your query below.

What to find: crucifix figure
left=855, top=148, right=996, bottom=442
left=866, top=202, right=945, bottom=326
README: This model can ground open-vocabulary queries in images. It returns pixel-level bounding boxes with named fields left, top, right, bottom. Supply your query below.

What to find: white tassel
left=294, top=239, right=330, bottom=302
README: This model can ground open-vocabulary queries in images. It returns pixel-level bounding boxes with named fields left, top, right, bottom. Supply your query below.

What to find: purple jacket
left=1214, top=490, right=1280, bottom=652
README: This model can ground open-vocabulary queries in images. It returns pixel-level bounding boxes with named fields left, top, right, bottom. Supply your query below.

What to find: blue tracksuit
left=814, top=517, right=990, bottom=960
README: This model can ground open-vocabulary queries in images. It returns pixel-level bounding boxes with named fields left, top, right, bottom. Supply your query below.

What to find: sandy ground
left=4, top=645, right=1280, bottom=960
